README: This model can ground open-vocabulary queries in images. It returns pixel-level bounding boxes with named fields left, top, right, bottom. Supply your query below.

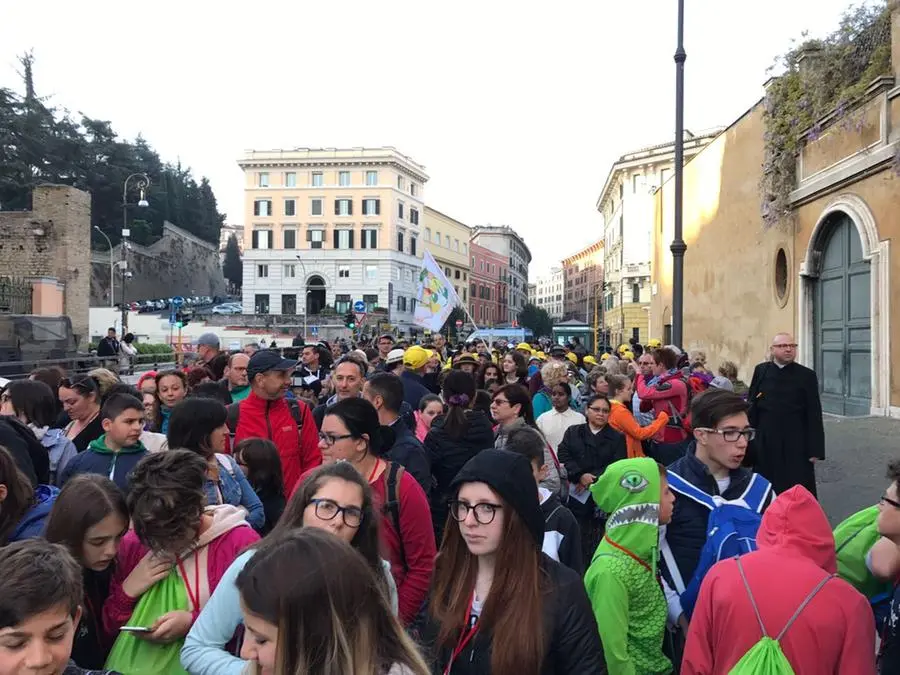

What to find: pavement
left=818, top=415, right=900, bottom=526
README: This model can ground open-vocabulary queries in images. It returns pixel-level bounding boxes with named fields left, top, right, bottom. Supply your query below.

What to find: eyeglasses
left=696, top=427, right=757, bottom=442
left=317, top=431, right=354, bottom=446
left=881, top=495, right=900, bottom=510
left=308, top=498, right=363, bottom=527
left=449, top=500, right=503, bottom=525
left=491, top=398, right=509, bottom=406
left=773, top=343, right=797, bottom=349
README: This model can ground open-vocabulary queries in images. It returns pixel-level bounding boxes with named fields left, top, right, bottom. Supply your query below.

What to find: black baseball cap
left=248, top=349, right=298, bottom=379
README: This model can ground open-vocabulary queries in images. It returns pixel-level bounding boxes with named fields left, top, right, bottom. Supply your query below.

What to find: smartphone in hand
left=120, top=626, right=152, bottom=633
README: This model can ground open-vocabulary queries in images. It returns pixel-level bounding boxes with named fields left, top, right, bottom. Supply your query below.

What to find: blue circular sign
left=353, top=300, right=366, bottom=313
left=172, top=296, right=185, bottom=307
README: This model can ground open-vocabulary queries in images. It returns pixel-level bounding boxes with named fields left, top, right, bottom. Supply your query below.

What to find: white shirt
left=536, top=408, right=586, bottom=450
left=715, top=476, right=732, bottom=494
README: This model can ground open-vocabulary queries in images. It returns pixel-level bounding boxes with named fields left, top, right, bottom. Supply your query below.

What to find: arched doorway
left=306, top=275, right=326, bottom=316
left=814, top=214, right=871, bottom=415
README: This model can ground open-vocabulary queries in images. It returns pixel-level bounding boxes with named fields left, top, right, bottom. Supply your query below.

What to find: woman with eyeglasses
left=557, top=394, right=627, bottom=568
left=181, top=461, right=397, bottom=675
left=424, top=448, right=604, bottom=674
left=59, top=376, right=104, bottom=452
left=316, top=397, right=436, bottom=627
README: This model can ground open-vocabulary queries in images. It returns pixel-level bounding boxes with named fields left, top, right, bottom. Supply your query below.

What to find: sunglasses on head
left=60, top=376, right=99, bottom=393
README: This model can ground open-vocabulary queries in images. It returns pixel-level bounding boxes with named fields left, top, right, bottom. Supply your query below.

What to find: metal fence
left=0, top=352, right=194, bottom=382
left=0, top=277, right=33, bottom=314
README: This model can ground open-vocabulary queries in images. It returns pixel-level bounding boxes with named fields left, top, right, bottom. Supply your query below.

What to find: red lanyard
left=367, top=458, right=382, bottom=484
left=177, top=555, right=201, bottom=612
left=444, top=593, right=479, bottom=674
left=603, top=535, right=652, bottom=574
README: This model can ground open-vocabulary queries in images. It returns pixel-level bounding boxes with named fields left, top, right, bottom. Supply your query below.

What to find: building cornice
left=238, top=147, right=429, bottom=183
left=561, top=239, right=605, bottom=265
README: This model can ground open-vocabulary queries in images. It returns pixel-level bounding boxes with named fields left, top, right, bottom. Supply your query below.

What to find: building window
left=311, top=172, right=323, bottom=187
left=251, top=230, right=271, bottom=250
left=281, top=294, right=296, bottom=315
left=366, top=170, right=378, bottom=186
left=284, top=199, right=296, bottom=217
left=338, top=266, right=350, bottom=279
left=410, top=237, right=417, bottom=256
left=365, top=265, right=378, bottom=282
left=310, top=198, right=323, bottom=216
left=397, top=175, right=405, bottom=190
left=632, top=327, right=641, bottom=342
left=339, top=171, right=351, bottom=187
left=436, top=231, right=441, bottom=246
left=363, top=294, right=378, bottom=312
left=257, top=172, right=269, bottom=187
left=283, top=229, right=296, bottom=249
left=257, top=264, right=269, bottom=278
left=335, top=199, right=352, bottom=216
left=284, top=264, right=296, bottom=278
left=632, top=283, right=640, bottom=303
left=334, top=229, right=354, bottom=250
left=470, top=283, right=476, bottom=297
left=409, top=208, right=419, bottom=225
left=335, top=294, right=351, bottom=314
left=774, top=248, right=789, bottom=304
left=404, top=268, right=412, bottom=282
left=285, top=172, right=296, bottom=187
left=253, top=200, right=272, bottom=217
left=255, top=294, right=270, bottom=314
left=424, top=227, right=431, bottom=242
left=397, top=295, right=407, bottom=312
left=455, top=270, right=461, bottom=279
left=363, top=198, right=380, bottom=215
left=410, top=183, right=417, bottom=197
left=398, top=203, right=405, bottom=220
left=445, top=235, right=451, bottom=248
left=463, top=243, right=468, bottom=255
left=454, top=238, right=460, bottom=252
left=397, top=231, right=404, bottom=252
left=445, top=267, right=451, bottom=277
left=361, top=229, right=378, bottom=249
left=307, top=229, right=324, bottom=249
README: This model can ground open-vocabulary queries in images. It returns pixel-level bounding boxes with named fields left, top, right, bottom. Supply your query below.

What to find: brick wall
left=0, top=185, right=91, bottom=346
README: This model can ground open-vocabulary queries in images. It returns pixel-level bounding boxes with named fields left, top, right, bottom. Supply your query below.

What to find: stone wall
left=0, top=185, right=91, bottom=346
left=91, top=221, right=227, bottom=305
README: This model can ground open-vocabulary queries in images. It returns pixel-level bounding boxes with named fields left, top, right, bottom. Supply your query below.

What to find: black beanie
left=450, top=449, right=544, bottom=548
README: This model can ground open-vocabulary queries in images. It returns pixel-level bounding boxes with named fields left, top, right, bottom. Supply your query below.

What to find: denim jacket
left=206, top=454, right=265, bottom=531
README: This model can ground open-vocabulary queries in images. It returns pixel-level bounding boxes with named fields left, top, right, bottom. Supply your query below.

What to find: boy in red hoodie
left=682, top=486, right=876, bottom=674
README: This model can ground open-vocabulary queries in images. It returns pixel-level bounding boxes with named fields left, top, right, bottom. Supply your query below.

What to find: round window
left=774, top=248, right=788, bottom=303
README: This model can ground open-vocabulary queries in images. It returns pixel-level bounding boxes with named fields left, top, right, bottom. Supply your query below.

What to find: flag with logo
left=414, top=251, right=460, bottom=331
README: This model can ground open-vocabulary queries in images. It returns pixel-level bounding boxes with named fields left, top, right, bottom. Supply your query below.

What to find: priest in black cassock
left=747, top=333, right=825, bottom=496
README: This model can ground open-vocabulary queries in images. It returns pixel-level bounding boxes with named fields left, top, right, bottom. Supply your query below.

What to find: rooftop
left=237, top=146, right=428, bottom=182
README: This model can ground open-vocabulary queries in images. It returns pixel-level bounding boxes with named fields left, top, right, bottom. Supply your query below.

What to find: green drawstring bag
left=729, top=558, right=833, bottom=675
left=105, top=568, right=190, bottom=674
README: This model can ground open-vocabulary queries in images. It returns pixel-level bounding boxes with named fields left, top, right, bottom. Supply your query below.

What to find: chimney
left=797, top=43, right=824, bottom=77
left=892, top=0, right=900, bottom=82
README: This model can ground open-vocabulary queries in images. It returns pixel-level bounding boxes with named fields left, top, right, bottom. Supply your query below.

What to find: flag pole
left=459, top=298, right=480, bottom=331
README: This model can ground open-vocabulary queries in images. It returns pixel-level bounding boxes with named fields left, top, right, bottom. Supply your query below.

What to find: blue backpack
left=662, top=471, right=772, bottom=618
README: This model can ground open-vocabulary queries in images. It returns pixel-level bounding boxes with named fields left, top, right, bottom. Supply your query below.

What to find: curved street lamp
left=94, top=226, right=114, bottom=308
left=120, top=173, right=150, bottom=332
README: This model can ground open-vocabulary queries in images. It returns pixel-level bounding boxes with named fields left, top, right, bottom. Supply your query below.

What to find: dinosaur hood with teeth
left=590, top=457, right=662, bottom=564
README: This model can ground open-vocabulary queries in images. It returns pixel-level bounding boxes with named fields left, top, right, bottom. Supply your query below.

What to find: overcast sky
left=1, top=0, right=862, bottom=276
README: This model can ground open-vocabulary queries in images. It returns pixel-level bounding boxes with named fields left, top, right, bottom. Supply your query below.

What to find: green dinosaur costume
left=584, top=457, right=671, bottom=675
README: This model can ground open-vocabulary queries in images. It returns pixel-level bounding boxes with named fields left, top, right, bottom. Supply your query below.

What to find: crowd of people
left=0, top=328, right=895, bottom=674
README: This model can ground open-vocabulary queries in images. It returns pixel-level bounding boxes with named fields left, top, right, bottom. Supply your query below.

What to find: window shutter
left=252, top=230, right=259, bottom=248
left=375, top=199, right=380, bottom=215
left=371, top=231, right=378, bottom=249
left=334, top=201, right=340, bottom=215
left=333, top=230, right=340, bottom=249
left=253, top=201, right=260, bottom=216
left=348, top=200, right=353, bottom=215
left=349, top=231, right=355, bottom=249
left=306, top=229, right=312, bottom=242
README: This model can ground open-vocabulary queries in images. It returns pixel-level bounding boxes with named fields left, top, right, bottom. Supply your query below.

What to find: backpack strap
left=286, top=398, right=304, bottom=429
left=735, top=557, right=768, bottom=638
left=660, top=532, right=687, bottom=594
left=545, top=505, right=563, bottom=524
left=775, top=573, right=835, bottom=641
left=226, top=402, right=241, bottom=436
left=382, top=461, right=408, bottom=573
left=666, top=470, right=718, bottom=511
left=737, top=473, right=773, bottom=514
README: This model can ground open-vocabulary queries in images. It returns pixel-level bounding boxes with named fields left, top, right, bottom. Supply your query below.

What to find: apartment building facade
left=470, top=242, right=508, bottom=327
left=532, top=266, right=564, bottom=320
left=237, top=147, right=428, bottom=332
left=561, top=241, right=604, bottom=326
left=470, top=225, right=531, bottom=322
left=423, top=206, right=470, bottom=306
left=597, top=131, right=719, bottom=346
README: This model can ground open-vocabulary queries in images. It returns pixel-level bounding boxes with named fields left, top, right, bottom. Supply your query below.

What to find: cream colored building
left=532, top=267, right=564, bottom=320
left=423, top=206, right=471, bottom=305
left=597, top=132, right=719, bottom=346
left=237, top=147, right=427, bottom=332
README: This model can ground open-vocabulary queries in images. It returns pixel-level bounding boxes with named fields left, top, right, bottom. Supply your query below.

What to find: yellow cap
left=618, top=344, right=629, bottom=354
left=584, top=355, right=598, bottom=366
left=623, top=351, right=635, bottom=360
left=403, top=345, right=430, bottom=370
left=515, top=342, right=533, bottom=353
left=565, top=352, right=578, bottom=364
left=647, top=338, right=662, bottom=348
left=601, top=353, right=611, bottom=360
left=535, top=351, right=547, bottom=360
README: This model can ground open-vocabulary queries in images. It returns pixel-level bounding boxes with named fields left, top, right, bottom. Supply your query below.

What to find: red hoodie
left=682, top=486, right=876, bottom=675
left=233, top=392, right=321, bottom=494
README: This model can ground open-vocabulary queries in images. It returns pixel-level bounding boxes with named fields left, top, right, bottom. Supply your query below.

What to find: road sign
left=455, top=320, right=463, bottom=328
left=311, top=325, right=319, bottom=336
left=353, top=300, right=366, bottom=313
left=169, top=309, right=177, bottom=325
left=354, top=312, right=367, bottom=326
left=172, top=296, right=185, bottom=307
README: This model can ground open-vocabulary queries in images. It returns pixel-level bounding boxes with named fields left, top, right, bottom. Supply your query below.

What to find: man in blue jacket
left=363, top=372, right=431, bottom=497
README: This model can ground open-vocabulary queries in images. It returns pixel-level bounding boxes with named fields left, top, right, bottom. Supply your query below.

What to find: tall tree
left=518, top=303, right=553, bottom=338
left=223, top=234, right=243, bottom=291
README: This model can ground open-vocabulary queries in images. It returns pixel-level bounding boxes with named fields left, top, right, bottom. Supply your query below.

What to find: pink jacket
left=635, top=372, right=689, bottom=443
left=414, top=410, right=430, bottom=443
left=103, top=505, right=259, bottom=634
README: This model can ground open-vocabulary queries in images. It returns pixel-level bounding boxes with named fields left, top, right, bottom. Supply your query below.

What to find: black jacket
left=557, top=423, right=626, bottom=517
left=662, top=441, right=775, bottom=590
left=257, top=486, right=286, bottom=536
left=425, top=410, right=495, bottom=541
left=0, top=416, right=50, bottom=487
left=424, top=554, right=606, bottom=674
left=541, top=492, right=584, bottom=575
left=385, top=418, right=431, bottom=498
left=96, top=336, right=119, bottom=357
left=401, top=370, right=432, bottom=410
left=71, top=568, right=113, bottom=669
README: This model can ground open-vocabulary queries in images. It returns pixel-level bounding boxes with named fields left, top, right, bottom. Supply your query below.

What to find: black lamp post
left=120, top=173, right=150, bottom=334
left=670, top=0, right=687, bottom=347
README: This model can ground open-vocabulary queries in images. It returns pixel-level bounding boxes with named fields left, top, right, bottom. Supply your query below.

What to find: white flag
left=413, top=251, right=459, bottom=332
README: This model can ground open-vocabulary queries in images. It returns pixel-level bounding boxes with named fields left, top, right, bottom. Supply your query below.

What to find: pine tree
left=223, top=234, right=243, bottom=291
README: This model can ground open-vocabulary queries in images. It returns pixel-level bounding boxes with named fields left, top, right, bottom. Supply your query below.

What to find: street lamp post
left=94, top=226, right=114, bottom=309
left=670, top=0, right=687, bottom=347
left=120, top=173, right=150, bottom=334
left=295, top=255, right=308, bottom=340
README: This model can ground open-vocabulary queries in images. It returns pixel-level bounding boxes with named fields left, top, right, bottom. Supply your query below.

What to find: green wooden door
left=815, top=215, right=871, bottom=416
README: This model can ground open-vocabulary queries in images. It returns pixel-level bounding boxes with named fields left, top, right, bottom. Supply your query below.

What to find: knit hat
left=450, top=449, right=544, bottom=548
